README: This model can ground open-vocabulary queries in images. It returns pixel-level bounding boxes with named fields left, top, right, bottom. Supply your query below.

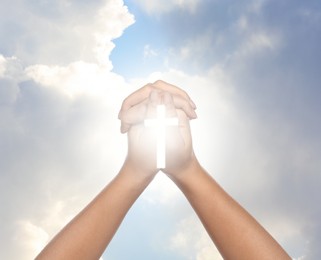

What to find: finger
left=118, top=84, right=158, bottom=119
left=120, top=91, right=197, bottom=133
left=153, top=80, right=197, bottom=109
left=118, top=80, right=197, bottom=119
left=120, top=100, right=148, bottom=133
left=120, top=91, right=162, bottom=133
left=171, top=94, right=197, bottom=119
left=163, top=93, right=190, bottom=129
left=146, top=90, right=161, bottom=119
left=163, top=92, right=177, bottom=118
left=119, top=90, right=196, bottom=122
left=121, top=123, right=130, bottom=134
left=119, top=81, right=197, bottom=133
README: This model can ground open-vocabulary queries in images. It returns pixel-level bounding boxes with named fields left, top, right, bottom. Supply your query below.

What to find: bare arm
left=36, top=163, right=154, bottom=259
left=167, top=158, right=291, bottom=260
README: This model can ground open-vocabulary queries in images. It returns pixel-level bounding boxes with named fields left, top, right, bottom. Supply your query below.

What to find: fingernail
left=191, top=110, right=197, bottom=119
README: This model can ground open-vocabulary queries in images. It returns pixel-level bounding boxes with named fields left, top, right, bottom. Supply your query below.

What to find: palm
left=127, top=109, right=192, bottom=176
left=127, top=123, right=158, bottom=175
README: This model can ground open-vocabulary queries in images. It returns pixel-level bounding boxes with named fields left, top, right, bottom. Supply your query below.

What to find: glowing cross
left=144, top=105, right=178, bottom=169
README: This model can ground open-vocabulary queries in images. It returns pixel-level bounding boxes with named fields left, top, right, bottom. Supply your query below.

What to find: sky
left=0, top=0, right=321, bottom=259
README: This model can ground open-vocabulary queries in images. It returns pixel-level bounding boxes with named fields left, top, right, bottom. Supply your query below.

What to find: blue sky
left=1, top=0, right=321, bottom=259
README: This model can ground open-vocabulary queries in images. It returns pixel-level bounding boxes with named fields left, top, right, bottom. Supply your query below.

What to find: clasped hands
left=118, top=80, right=198, bottom=180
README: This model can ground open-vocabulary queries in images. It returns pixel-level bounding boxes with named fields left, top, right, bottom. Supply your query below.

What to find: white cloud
left=236, top=31, right=280, bottom=57
left=93, top=0, right=135, bottom=66
left=0, top=0, right=134, bottom=67
left=173, top=29, right=217, bottom=63
left=0, top=1, right=134, bottom=259
left=25, top=61, right=129, bottom=102
left=141, top=173, right=182, bottom=206
left=236, top=15, right=249, bottom=31
left=0, top=72, right=128, bottom=259
left=143, top=44, right=158, bottom=59
left=0, top=58, right=132, bottom=257
left=134, top=0, right=201, bottom=14
left=2, top=0, right=321, bottom=259
left=13, top=221, right=49, bottom=259
left=247, top=0, right=267, bottom=14
left=0, top=55, right=26, bottom=82
left=169, top=215, right=223, bottom=260
left=0, top=55, right=6, bottom=76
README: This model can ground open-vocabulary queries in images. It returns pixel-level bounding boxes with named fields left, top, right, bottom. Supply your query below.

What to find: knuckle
left=143, top=83, right=153, bottom=90
left=153, top=79, right=164, bottom=86
left=143, top=83, right=155, bottom=94
left=180, top=89, right=189, bottom=99
left=121, top=97, right=129, bottom=108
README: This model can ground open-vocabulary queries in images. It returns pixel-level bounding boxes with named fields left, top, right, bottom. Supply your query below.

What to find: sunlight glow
left=144, top=105, right=178, bottom=169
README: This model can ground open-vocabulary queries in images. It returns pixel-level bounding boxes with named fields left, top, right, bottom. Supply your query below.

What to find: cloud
left=13, top=220, right=49, bottom=258
left=0, top=55, right=6, bottom=76
left=168, top=215, right=222, bottom=260
left=133, top=0, right=201, bottom=14
left=1, top=0, right=321, bottom=259
left=25, top=61, right=128, bottom=102
left=0, top=0, right=134, bottom=67
left=0, top=0, right=135, bottom=258
left=0, top=71, right=128, bottom=259
left=128, top=47, right=320, bottom=257
left=143, top=44, right=158, bottom=59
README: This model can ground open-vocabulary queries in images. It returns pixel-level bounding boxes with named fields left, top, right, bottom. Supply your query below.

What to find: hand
left=160, top=92, right=196, bottom=177
left=118, top=80, right=198, bottom=179
left=118, top=80, right=197, bottom=133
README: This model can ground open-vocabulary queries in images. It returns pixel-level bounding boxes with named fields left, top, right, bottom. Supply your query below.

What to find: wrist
left=165, top=155, right=202, bottom=183
left=121, top=158, right=158, bottom=186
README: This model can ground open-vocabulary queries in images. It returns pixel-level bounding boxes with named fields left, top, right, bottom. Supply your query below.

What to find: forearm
left=170, top=160, right=291, bottom=260
left=36, top=162, right=154, bottom=260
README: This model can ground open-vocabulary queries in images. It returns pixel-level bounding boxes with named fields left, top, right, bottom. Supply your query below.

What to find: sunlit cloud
left=143, top=44, right=158, bottom=59
left=25, top=61, right=128, bottom=101
left=168, top=215, right=222, bottom=260
left=1, top=0, right=321, bottom=259
left=133, top=0, right=201, bottom=14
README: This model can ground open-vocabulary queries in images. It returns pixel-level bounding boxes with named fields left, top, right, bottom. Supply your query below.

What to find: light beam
left=144, top=105, right=178, bottom=169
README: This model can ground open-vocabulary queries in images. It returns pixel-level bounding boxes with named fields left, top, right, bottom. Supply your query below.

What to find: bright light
left=144, top=105, right=178, bottom=169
